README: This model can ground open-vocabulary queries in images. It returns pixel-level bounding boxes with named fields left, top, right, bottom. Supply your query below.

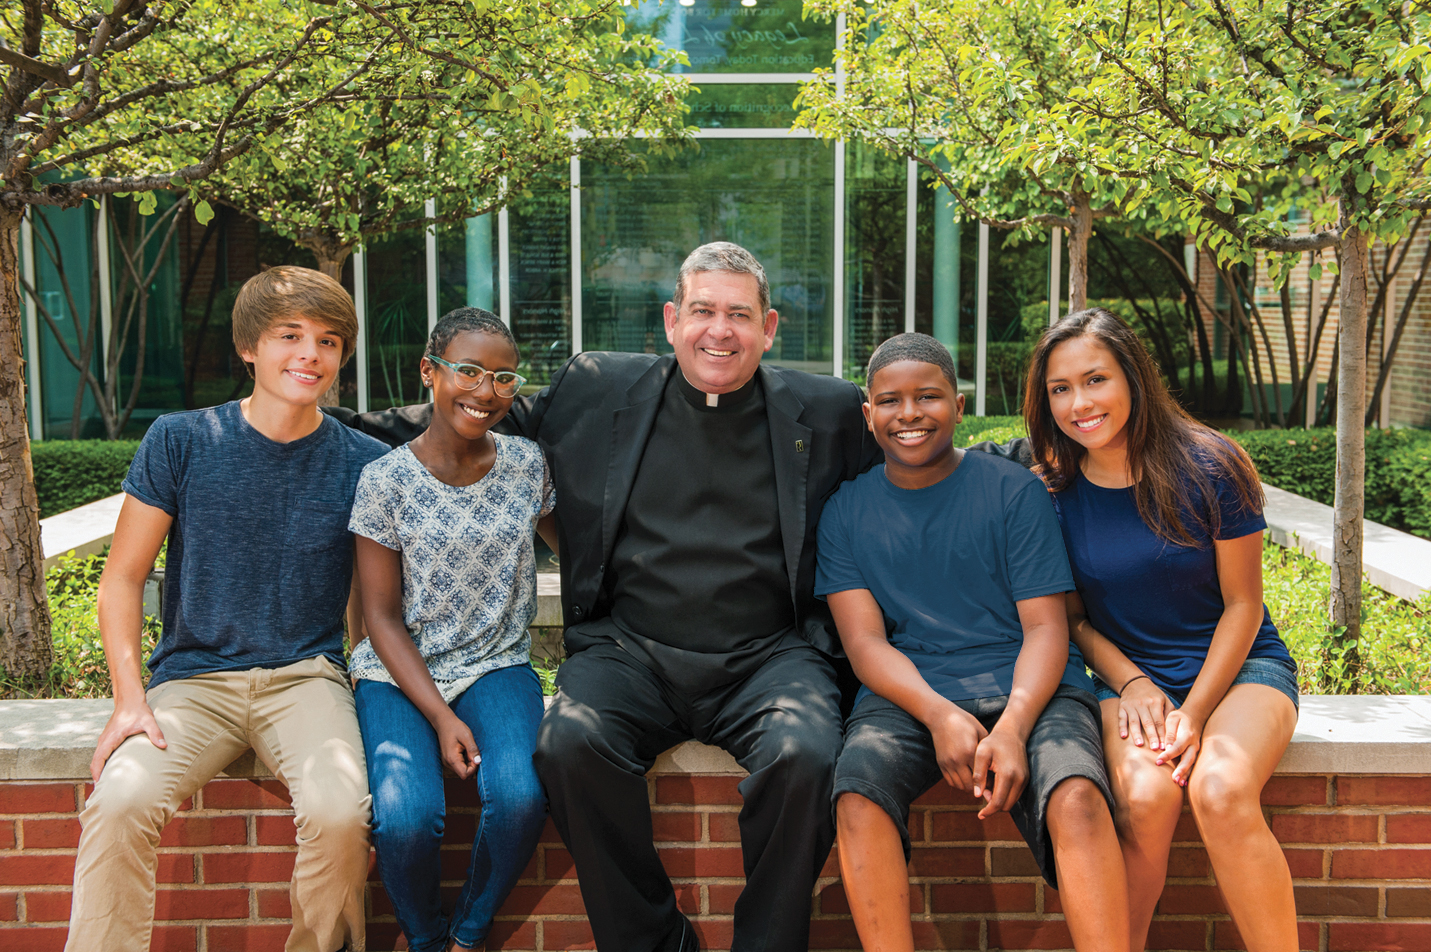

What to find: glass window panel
left=436, top=213, right=497, bottom=317
left=581, top=138, right=834, bottom=374
left=111, top=194, right=186, bottom=437
left=844, top=144, right=906, bottom=382
left=688, top=84, right=800, bottom=129
left=627, top=0, right=834, bottom=74
left=29, top=202, right=104, bottom=437
left=363, top=229, right=428, bottom=411
left=509, top=173, right=572, bottom=389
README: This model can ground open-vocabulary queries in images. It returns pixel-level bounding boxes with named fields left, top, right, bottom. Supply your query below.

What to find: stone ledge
left=5, top=695, right=1430, bottom=781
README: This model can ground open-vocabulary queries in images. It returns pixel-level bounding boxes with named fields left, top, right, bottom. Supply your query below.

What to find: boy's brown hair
left=232, top=266, right=359, bottom=369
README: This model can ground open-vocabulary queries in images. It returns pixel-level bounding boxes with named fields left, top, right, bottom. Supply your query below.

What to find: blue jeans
left=354, top=665, right=546, bottom=952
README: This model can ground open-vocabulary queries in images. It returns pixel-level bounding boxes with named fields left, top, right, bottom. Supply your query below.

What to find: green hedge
left=30, top=441, right=141, bottom=519
left=1228, top=428, right=1431, bottom=540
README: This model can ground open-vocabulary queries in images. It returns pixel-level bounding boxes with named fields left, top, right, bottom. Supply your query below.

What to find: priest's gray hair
left=672, top=242, right=771, bottom=316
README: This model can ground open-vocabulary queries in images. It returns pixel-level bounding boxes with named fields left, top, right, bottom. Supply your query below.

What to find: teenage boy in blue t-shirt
left=816, top=333, right=1130, bottom=952
left=65, top=267, right=388, bottom=952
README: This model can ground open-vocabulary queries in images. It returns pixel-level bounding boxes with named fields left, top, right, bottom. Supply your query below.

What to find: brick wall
left=4, top=773, right=1431, bottom=952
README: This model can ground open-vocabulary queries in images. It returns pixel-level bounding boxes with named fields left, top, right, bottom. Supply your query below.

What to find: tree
left=795, top=0, right=1131, bottom=311
left=1056, top=0, right=1431, bottom=671
left=0, top=0, right=394, bottom=686
left=197, top=0, right=691, bottom=402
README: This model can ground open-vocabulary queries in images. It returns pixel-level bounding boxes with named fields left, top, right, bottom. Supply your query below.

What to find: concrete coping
left=1262, top=482, right=1431, bottom=603
left=40, top=493, right=126, bottom=570
left=4, top=695, right=1431, bottom=782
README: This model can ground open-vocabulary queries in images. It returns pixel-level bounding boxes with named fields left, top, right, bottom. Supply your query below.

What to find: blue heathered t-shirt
left=1051, top=462, right=1291, bottom=698
left=815, top=451, right=1090, bottom=703
left=122, top=401, right=388, bottom=688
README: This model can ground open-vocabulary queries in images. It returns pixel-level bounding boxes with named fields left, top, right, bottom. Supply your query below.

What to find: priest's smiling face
left=663, top=270, right=779, bottom=395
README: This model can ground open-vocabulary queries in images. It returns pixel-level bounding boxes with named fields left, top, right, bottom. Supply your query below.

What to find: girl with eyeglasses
left=347, top=307, right=558, bottom=952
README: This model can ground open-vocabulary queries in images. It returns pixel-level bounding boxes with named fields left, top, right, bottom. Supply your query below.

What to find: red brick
left=906, top=810, right=924, bottom=843
left=653, top=777, right=743, bottom=806
left=989, top=847, right=1039, bottom=877
left=708, top=883, right=743, bottom=914
left=929, top=811, right=1021, bottom=842
left=539, top=818, right=562, bottom=843
left=1215, top=919, right=1319, bottom=950
left=708, top=812, right=741, bottom=843
left=1386, top=887, right=1431, bottom=918
left=206, top=922, right=292, bottom=951
left=1329, top=923, right=1431, bottom=952
left=0, top=821, right=14, bottom=850
left=1282, top=849, right=1324, bottom=878
left=544, top=847, right=577, bottom=880
left=988, top=918, right=1073, bottom=950
left=819, top=847, right=840, bottom=879
left=1046, top=886, right=1063, bottom=914
left=0, top=784, right=76, bottom=814
left=257, top=887, right=290, bottom=919
left=488, top=918, right=538, bottom=951
left=1262, top=776, right=1330, bottom=807
left=651, top=811, right=702, bottom=842
left=1294, top=884, right=1379, bottom=917
left=363, top=921, right=406, bottom=951
left=1272, top=813, right=1378, bottom=844
left=807, top=917, right=862, bottom=948
left=658, top=846, right=745, bottom=878
left=443, top=776, right=481, bottom=809
left=543, top=918, right=596, bottom=949
left=20, top=818, right=81, bottom=849
left=1333, top=849, right=1431, bottom=879
left=1157, top=884, right=1226, bottom=915
left=151, top=924, right=201, bottom=952
left=911, top=919, right=980, bottom=949
left=821, top=882, right=923, bottom=914
left=201, top=779, right=292, bottom=810
left=160, top=816, right=249, bottom=848
left=518, top=849, right=539, bottom=880
left=155, top=888, right=250, bottom=920
left=691, top=918, right=733, bottom=951
left=675, top=883, right=701, bottom=914
left=0, top=926, right=67, bottom=951
left=1386, top=814, right=1431, bottom=844
left=254, top=815, right=296, bottom=846
left=157, top=853, right=197, bottom=884
left=500, top=883, right=586, bottom=916
left=1171, top=813, right=1203, bottom=843
left=1166, top=846, right=1210, bottom=878
left=23, top=890, right=71, bottom=921
left=0, top=854, right=75, bottom=886
left=913, top=783, right=977, bottom=807
left=1145, top=920, right=1210, bottom=951
left=909, top=846, right=985, bottom=878
left=203, top=851, right=296, bottom=884
left=0, top=892, right=16, bottom=921
left=444, top=813, right=477, bottom=842
left=1338, top=777, right=1431, bottom=807
left=931, top=882, right=1034, bottom=913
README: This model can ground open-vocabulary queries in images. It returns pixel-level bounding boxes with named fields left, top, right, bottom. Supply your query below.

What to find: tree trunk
left=0, top=207, right=54, bottom=687
left=311, top=246, right=354, bottom=408
left=1066, top=195, right=1092, bottom=312
left=1329, top=200, right=1368, bottom=682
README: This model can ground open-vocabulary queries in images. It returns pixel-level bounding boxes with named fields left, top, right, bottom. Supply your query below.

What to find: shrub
left=31, top=440, right=141, bottom=518
left=1229, top=428, right=1431, bottom=540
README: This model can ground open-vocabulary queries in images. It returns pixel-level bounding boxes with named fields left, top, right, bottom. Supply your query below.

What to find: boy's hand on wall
left=972, top=729, right=1028, bottom=819
left=929, top=704, right=987, bottom=792
left=91, top=700, right=166, bottom=782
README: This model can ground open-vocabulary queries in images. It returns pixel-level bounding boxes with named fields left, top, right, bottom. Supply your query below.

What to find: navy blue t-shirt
left=123, top=401, right=387, bottom=688
left=815, top=451, right=1090, bottom=703
left=1051, top=462, right=1291, bottom=698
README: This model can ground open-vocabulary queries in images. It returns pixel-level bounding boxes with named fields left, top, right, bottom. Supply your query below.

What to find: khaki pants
left=66, top=657, right=371, bottom=952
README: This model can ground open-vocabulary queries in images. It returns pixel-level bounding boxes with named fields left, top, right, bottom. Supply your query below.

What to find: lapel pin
left=795, top=440, right=806, bottom=453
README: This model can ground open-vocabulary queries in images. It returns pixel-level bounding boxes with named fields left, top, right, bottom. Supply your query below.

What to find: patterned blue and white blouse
left=347, top=434, right=555, bottom=701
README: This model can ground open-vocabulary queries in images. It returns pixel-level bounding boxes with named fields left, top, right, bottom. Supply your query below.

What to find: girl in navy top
left=1024, top=308, right=1298, bottom=952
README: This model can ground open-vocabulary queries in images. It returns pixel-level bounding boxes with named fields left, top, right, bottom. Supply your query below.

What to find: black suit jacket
left=330, top=352, right=881, bottom=657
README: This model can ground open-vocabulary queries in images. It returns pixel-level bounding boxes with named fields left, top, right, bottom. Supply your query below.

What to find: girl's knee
left=1187, top=766, right=1261, bottom=826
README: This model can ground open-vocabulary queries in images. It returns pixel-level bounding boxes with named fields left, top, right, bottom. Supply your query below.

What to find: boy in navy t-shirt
left=66, top=268, right=387, bottom=952
left=816, top=334, right=1130, bottom=952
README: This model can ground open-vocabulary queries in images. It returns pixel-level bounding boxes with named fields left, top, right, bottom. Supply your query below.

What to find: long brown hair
left=1023, top=308, right=1264, bottom=547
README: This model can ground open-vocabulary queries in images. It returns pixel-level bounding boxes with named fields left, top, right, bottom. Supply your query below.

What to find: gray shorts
left=832, top=685, right=1112, bottom=888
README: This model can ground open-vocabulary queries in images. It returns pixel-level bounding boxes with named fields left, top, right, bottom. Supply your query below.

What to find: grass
left=7, top=541, right=1428, bottom=700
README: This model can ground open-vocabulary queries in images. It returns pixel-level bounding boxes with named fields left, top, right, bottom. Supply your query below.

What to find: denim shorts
left=832, top=685, right=1112, bottom=889
left=1091, top=655, right=1299, bottom=711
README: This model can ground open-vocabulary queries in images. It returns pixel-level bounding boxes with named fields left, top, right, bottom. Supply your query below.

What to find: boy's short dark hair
left=232, top=266, right=359, bottom=367
left=866, top=333, right=958, bottom=390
